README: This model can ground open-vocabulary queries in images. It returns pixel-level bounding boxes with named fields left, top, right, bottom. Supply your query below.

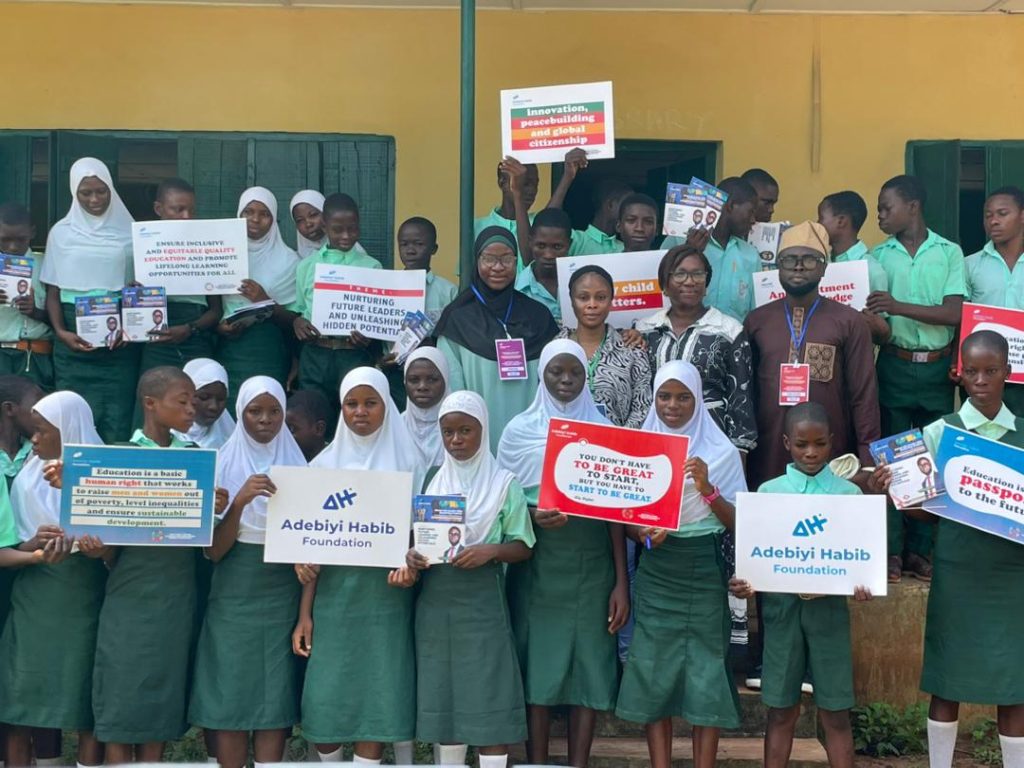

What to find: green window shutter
left=320, top=138, right=395, bottom=268
left=905, top=140, right=960, bottom=244
left=177, top=136, right=249, bottom=220
left=52, top=132, right=121, bottom=226
left=250, top=139, right=320, bottom=250
left=985, top=141, right=1024, bottom=194
left=0, top=135, right=33, bottom=207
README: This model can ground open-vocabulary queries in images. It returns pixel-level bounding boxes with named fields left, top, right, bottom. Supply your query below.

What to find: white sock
left=36, top=760, right=63, bottom=766
left=437, top=744, right=467, bottom=765
left=477, top=755, right=507, bottom=768
left=317, top=746, right=344, bottom=762
left=1001, top=734, right=1024, bottom=768
left=927, top=718, right=958, bottom=768
left=352, top=756, right=382, bottom=765
left=393, top=740, right=414, bottom=765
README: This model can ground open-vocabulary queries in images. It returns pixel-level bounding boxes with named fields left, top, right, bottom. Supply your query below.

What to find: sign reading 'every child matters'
left=501, top=81, right=615, bottom=165
left=311, top=265, right=426, bottom=342
left=556, top=250, right=667, bottom=330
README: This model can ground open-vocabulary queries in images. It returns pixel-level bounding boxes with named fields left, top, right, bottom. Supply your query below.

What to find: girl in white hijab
left=615, top=360, right=745, bottom=768
left=290, top=189, right=373, bottom=260
left=189, top=377, right=306, bottom=766
left=0, top=391, right=108, bottom=767
left=216, top=187, right=300, bottom=413
left=405, top=390, right=534, bottom=768
left=176, top=358, right=235, bottom=449
left=296, top=367, right=420, bottom=765
left=41, top=158, right=140, bottom=443
left=497, top=339, right=629, bottom=768
left=402, top=346, right=451, bottom=469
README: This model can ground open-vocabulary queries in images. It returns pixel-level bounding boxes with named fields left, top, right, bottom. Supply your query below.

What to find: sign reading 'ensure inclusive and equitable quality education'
left=132, top=219, right=248, bottom=295
left=501, top=81, right=615, bottom=165
left=60, top=445, right=217, bottom=546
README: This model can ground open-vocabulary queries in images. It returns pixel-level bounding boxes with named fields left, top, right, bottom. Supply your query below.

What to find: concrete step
left=513, top=736, right=828, bottom=767
left=546, top=687, right=818, bottom=739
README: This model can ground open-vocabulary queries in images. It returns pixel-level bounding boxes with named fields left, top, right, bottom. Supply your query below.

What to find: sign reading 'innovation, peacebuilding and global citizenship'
left=501, top=81, right=616, bottom=165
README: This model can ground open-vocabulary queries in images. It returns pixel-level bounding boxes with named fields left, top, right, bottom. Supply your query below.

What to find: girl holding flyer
left=497, top=339, right=630, bottom=768
left=405, top=390, right=535, bottom=768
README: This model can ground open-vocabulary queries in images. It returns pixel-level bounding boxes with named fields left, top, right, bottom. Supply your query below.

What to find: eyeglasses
left=480, top=254, right=517, bottom=268
left=668, top=269, right=707, bottom=284
left=778, top=253, right=827, bottom=269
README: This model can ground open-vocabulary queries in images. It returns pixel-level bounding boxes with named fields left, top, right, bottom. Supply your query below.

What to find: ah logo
left=322, top=488, right=358, bottom=511
left=792, top=514, right=828, bottom=537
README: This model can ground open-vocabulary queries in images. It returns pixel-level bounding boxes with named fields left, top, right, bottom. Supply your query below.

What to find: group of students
left=0, top=152, right=1021, bottom=768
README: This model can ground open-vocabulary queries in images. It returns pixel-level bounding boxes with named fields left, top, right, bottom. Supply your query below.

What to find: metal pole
left=459, top=0, right=476, bottom=288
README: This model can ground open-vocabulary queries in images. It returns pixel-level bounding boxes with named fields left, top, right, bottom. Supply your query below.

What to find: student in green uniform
left=731, top=401, right=873, bottom=768
left=293, top=367, right=420, bottom=765
left=870, top=331, right=1024, bottom=768
left=498, top=340, right=629, bottom=768
left=866, top=174, right=966, bottom=583
left=406, top=389, right=535, bottom=768
left=0, top=390, right=106, bottom=768
left=87, top=366, right=225, bottom=764
left=616, top=194, right=659, bottom=253
left=436, top=228, right=557, bottom=452
left=964, top=186, right=1024, bottom=414
left=289, top=193, right=383, bottom=422
left=615, top=361, right=745, bottom=768
left=397, top=217, right=458, bottom=324
left=190, top=376, right=306, bottom=768
left=178, top=358, right=234, bottom=449
left=216, top=187, right=299, bottom=414
left=285, top=389, right=330, bottom=462
left=140, top=179, right=223, bottom=373
left=474, top=160, right=540, bottom=270
left=41, top=157, right=140, bottom=443
left=0, top=204, right=54, bottom=390
left=514, top=209, right=572, bottom=322
left=740, top=168, right=780, bottom=224
left=564, top=179, right=632, bottom=257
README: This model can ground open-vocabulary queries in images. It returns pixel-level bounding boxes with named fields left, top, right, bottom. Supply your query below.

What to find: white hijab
left=177, top=358, right=235, bottom=449
left=426, top=391, right=515, bottom=546
left=401, top=347, right=451, bottom=469
left=497, top=338, right=608, bottom=489
left=290, top=189, right=372, bottom=260
left=11, top=391, right=103, bottom=542
left=217, top=376, right=306, bottom=543
left=40, top=157, right=135, bottom=291
left=238, top=187, right=299, bottom=305
left=642, top=360, right=747, bottom=525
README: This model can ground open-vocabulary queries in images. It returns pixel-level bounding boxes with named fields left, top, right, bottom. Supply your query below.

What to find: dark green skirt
left=507, top=518, right=618, bottom=710
left=615, top=534, right=740, bottom=728
left=190, top=543, right=301, bottom=730
left=417, top=562, right=526, bottom=746
left=921, top=518, right=1024, bottom=704
left=138, top=302, right=215, bottom=372
left=217, top=320, right=291, bottom=418
left=55, top=303, right=141, bottom=444
left=301, top=565, right=415, bottom=744
left=0, top=346, right=55, bottom=391
left=93, top=546, right=196, bottom=743
left=0, top=555, right=107, bottom=729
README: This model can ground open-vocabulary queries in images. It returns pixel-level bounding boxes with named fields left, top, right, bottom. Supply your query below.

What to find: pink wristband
left=701, top=486, right=721, bottom=505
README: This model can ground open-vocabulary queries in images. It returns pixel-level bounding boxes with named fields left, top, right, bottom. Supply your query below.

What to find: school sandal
left=903, top=552, right=933, bottom=582
left=888, top=555, right=903, bottom=584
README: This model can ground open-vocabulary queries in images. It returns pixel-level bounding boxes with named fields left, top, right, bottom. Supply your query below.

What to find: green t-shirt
left=965, top=240, right=1024, bottom=311
left=130, top=429, right=194, bottom=449
left=514, top=266, right=560, bottom=322
left=425, top=271, right=459, bottom=324
left=0, top=440, right=37, bottom=547
left=758, top=464, right=862, bottom=496
left=922, top=400, right=1017, bottom=455
left=569, top=224, right=624, bottom=257
left=288, top=244, right=383, bottom=323
left=833, top=241, right=889, bottom=294
left=482, top=480, right=536, bottom=547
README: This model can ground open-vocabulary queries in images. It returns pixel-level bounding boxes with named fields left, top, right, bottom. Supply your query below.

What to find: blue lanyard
left=784, top=298, right=821, bottom=362
left=471, top=285, right=514, bottom=337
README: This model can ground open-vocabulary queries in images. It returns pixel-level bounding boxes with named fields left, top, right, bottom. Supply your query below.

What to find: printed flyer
left=748, top=222, right=789, bottom=271
left=311, top=265, right=426, bottom=342
left=412, top=495, right=467, bottom=565
left=753, top=260, right=870, bottom=311
left=870, top=429, right=943, bottom=509
left=556, top=250, right=667, bottom=329
left=501, top=81, right=615, bottom=164
left=958, top=302, right=1024, bottom=385
left=121, top=286, right=168, bottom=342
left=132, top=218, right=248, bottom=294
left=0, top=253, right=34, bottom=302
left=74, top=295, right=121, bottom=348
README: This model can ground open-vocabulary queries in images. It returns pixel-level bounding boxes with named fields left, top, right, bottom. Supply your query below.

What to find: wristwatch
left=700, top=485, right=721, bottom=505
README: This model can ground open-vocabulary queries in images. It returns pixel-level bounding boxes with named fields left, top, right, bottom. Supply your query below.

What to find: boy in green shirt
left=514, top=208, right=572, bottom=322
left=866, top=175, right=966, bottom=582
left=732, top=401, right=872, bottom=768
left=397, top=216, right=458, bottom=324
left=616, top=193, right=659, bottom=253
left=741, top=168, right=780, bottom=223
left=474, top=159, right=540, bottom=269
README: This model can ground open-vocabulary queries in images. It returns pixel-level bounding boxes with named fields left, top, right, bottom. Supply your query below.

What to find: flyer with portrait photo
left=413, top=495, right=467, bottom=565
left=75, top=295, right=122, bottom=349
left=0, top=253, right=34, bottom=303
left=870, top=429, right=944, bottom=509
left=121, top=286, right=168, bottom=342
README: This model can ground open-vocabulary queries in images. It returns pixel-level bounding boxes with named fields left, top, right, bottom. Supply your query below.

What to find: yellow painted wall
left=3, top=5, right=1024, bottom=277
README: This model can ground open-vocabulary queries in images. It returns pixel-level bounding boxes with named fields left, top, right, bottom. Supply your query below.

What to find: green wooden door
left=177, top=137, right=249, bottom=220
left=0, top=135, right=33, bottom=207
left=985, top=141, right=1024, bottom=194
left=250, top=139, right=321, bottom=249
left=906, top=140, right=960, bottom=243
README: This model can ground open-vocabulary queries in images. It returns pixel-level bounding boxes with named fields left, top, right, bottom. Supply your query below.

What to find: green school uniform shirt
left=965, top=241, right=1024, bottom=311
left=425, top=271, right=459, bottom=324
left=473, top=209, right=536, bottom=273
left=482, top=480, right=537, bottom=547
left=832, top=241, right=889, bottom=294
left=129, top=429, right=194, bottom=449
left=569, top=225, right=624, bottom=257
left=514, top=266, right=561, bottom=322
left=0, top=440, right=33, bottom=547
left=870, top=230, right=966, bottom=351
left=0, top=252, right=53, bottom=342
left=288, top=244, right=383, bottom=323
left=922, top=400, right=1017, bottom=456
left=757, top=463, right=861, bottom=496
left=665, top=233, right=760, bottom=322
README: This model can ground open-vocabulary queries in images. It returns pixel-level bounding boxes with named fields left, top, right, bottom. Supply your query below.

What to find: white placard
left=132, top=219, right=248, bottom=295
left=264, top=466, right=412, bottom=568
left=311, top=265, right=426, bottom=342
left=556, top=250, right=667, bottom=330
left=501, top=81, right=615, bottom=164
left=735, top=491, right=887, bottom=596
left=753, top=259, right=870, bottom=311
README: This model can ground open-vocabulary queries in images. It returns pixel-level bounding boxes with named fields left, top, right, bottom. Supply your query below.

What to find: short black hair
left=322, top=193, right=360, bottom=219
left=287, top=389, right=331, bottom=426
left=784, top=401, right=830, bottom=435
left=882, top=175, right=927, bottom=207
left=592, top=178, right=634, bottom=209
left=821, top=190, right=868, bottom=231
left=657, top=246, right=713, bottom=291
left=719, top=177, right=758, bottom=207
left=0, top=375, right=40, bottom=406
left=531, top=207, right=572, bottom=237
left=617, top=193, right=658, bottom=221
left=568, top=264, right=615, bottom=296
left=0, top=203, right=31, bottom=228
left=987, top=186, right=1024, bottom=209
left=155, top=178, right=195, bottom=202
left=741, top=168, right=779, bottom=189
left=961, top=330, right=1009, bottom=362
left=399, top=216, right=437, bottom=244
left=138, top=366, right=192, bottom=401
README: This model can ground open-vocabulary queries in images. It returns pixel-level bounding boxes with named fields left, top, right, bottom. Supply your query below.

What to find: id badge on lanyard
left=473, top=285, right=528, bottom=381
left=778, top=299, right=820, bottom=406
